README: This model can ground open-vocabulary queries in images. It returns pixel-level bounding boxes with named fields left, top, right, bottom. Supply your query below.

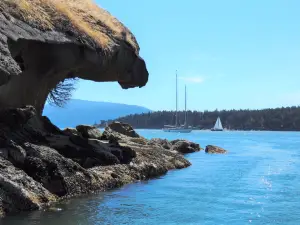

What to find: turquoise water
left=2, top=130, right=300, bottom=224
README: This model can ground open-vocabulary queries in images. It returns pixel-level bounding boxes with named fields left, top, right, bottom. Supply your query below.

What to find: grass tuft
left=0, top=0, right=138, bottom=50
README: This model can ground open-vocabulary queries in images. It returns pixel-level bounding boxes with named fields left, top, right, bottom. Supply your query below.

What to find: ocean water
left=2, top=130, right=300, bottom=225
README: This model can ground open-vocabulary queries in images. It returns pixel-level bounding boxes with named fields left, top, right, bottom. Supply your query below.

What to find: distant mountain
left=43, top=99, right=151, bottom=128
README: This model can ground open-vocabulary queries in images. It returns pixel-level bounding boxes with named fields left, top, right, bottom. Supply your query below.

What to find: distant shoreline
left=96, top=106, right=300, bottom=132
left=98, top=127, right=300, bottom=132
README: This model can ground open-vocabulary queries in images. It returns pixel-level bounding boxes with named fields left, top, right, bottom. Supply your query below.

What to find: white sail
left=213, top=117, right=223, bottom=130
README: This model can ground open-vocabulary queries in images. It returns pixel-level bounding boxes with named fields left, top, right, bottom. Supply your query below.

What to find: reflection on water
left=2, top=130, right=300, bottom=225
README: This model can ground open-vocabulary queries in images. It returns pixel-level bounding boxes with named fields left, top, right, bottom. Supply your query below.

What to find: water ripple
left=2, top=131, right=300, bottom=225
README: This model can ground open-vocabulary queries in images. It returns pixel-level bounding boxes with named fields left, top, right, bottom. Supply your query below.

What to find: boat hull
left=163, top=128, right=192, bottom=133
left=211, top=129, right=223, bottom=131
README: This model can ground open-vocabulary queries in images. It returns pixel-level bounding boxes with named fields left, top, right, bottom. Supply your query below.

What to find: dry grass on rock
left=0, top=0, right=138, bottom=50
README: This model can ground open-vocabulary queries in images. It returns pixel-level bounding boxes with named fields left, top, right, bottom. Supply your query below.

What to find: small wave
left=261, top=176, right=272, bottom=189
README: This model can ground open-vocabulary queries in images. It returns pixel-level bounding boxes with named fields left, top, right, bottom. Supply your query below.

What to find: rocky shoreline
left=0, top=106, right=202, bottom=218
left=0, top=1, right=228, bottom=219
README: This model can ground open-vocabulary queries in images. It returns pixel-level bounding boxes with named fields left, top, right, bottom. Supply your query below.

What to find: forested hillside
left=97, top=106, right=300, bottom=131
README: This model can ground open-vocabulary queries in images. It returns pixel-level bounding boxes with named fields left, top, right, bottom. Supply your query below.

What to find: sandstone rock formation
left=0, top=0, right=148, bottom=114
left=0, top=1, right=201, bottom=218
left=0, top=107, right=195, bottom=217
left=205, top=145, right=228, bottom=154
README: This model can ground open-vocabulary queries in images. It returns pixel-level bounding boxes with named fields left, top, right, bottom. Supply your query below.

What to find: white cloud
left=179, top=76, right=205, bottom=83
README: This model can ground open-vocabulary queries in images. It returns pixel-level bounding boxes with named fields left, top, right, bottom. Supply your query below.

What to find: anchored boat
left=163, top=71, right=192, bottom=133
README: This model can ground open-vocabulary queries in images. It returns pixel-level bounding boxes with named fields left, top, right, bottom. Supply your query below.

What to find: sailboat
left=163, top=71, right=192, bottom=133
left=211, top=117, right=223, bottom=131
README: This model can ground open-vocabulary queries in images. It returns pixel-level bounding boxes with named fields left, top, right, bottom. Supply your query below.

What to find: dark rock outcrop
left=101, top=122, right=148, bottom=146
left=149, top=138, right=201, bottom=154
left=205, top=145, right=228, bottom=154
left=148, top=138, right=172, bottom=150
left=22, top=143, right=95, bottom=196
left=171, top=140, right=201, bottom=154
left=63, top=127, right=80, bottom=136
left=76, top=125, right=102, bottom=139
left=0, top=0, right=148, bottom=114
left=0, top=156, right=56, bottom=216
left=107, top=121, right=140, bottom=138
left=0, top=107, right=193, bottom=217
left=47, top=134, right=125, bottom=168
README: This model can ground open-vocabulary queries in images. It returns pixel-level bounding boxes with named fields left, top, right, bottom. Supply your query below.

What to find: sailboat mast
left=175, top=70, right=178, bottom=127
left=184, top=85, right=187, bottom=126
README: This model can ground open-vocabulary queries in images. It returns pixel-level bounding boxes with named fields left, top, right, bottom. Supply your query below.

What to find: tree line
left=96, top=106, right=300, bottom=131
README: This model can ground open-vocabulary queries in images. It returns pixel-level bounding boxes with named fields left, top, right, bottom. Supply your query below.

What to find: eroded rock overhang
left=0, top=6, right=149, bottom=113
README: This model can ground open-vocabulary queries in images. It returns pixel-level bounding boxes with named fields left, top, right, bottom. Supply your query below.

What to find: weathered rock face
left=0, top=106, right=193, bottom=217
left=63, top=127, right=80, bottom=136
left=22, top=143, right=97, bottom=196
left=107, top=121, right=140, bottom=138
left=205, top=145, right=228, bottom=154
left=148, top=138, right=172, bottom=150
left=0, top=0, right=148, bottom=114
left=148, top=138, right=201, bottom=154
left=171, top=140, right=201, bottom=154
left=0, top=157, right=57, bottom=217
left=102, top=125, right=201, bottom=155
left=76, top=125, right=102, bottom=139
left=0, top=0, right=199, bottom=219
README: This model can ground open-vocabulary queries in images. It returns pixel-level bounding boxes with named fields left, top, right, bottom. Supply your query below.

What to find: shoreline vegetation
left=96, top=106, right=300, bottom=131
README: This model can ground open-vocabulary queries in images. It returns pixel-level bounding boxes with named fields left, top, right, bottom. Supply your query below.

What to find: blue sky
left=73, top=0, right=300, bottom=111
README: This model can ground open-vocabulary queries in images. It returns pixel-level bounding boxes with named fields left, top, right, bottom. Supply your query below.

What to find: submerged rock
left=205, top=145, right=228, bottom=154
